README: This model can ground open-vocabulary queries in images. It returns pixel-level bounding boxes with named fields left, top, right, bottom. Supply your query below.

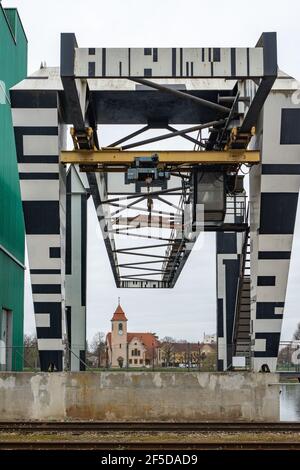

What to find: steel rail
left=1, top=441, right=300, bottom=450
left=1, top=421, right=300, bottom=432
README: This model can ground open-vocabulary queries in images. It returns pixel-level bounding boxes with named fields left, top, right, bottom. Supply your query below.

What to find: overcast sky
left=4, top=0, right=300, bottom=342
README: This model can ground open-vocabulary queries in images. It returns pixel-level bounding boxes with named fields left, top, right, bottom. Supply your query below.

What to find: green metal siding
left=0, top=7, right=27, bottom=370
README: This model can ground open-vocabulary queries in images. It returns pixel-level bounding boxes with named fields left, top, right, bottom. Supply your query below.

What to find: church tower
left=111, top=301, right=128, bottom=367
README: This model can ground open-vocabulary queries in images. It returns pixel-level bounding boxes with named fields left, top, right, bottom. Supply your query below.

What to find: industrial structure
left=0, top=6, right=27, bottom=371
left=10, top=32, right=300, bottom=373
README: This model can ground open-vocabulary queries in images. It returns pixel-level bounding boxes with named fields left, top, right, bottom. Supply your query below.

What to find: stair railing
left=232, top=205, right=250, bottom=350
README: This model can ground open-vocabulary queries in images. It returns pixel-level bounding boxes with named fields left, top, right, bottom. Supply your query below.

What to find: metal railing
left=277, top=341, right=300, bottom=372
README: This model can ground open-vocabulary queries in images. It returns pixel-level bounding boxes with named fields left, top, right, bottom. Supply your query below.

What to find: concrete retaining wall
left=0, top=372, right=280, bottom=421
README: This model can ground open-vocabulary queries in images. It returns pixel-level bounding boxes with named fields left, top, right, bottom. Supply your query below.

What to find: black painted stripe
left=217, top=298, right=224, bottom=337
left=18, top=156, right=59, bottom=164
left=23, top=201, right=60, bottom=235
left=201, top=48, right=205, bottom=62
left=32, top=284, right=61, bottom=294
left=19, top=173, right=59, bottom=180
left=231, top=48, right=236, bottom=76
left=80, top=350, right=86, bottom=371
left=246, top=48, right=250, bottom=76
left=258, top=251, right=290, bottom=259
left=128, top=48, right=131, bottom=76
left=102, top=48, right=106, bottom=76
left=88, top=62, right=95, bottom=77
left=49, top=247, right=61, bottom=258
left=119, top=61, right=122, bottom=76
left=66, top=171, right=72, bottom=275
left=216, top=232, right=237, bottom=254
left=11, top=90, right=58, bottom=108
left=172, top=48, right=176, bottom=76
left=186, top=62, right=189, bottom=76
left=260, top=193, right=299, bottom=234
left=262, top=164, right=300, bottom=174
left=257, top=276, right=276, bottom=286
left=208, top=48, right=211, bottom=62
left=31, top=269, right=61, bottom=274
left=66, top=306, right=71, bottom=346
left=254, top=333, right=280, bottom=358
left=256, top=302, right=284, bottom=319
left=180, top=48, right=183, bottom=76
left=191, top=62, right=194, bottom=77
left=81, top=194, right=87, bottom=307
left=213, top=48, right=220, bottom=62
left=39, top=351, right=63, bottom=372
left=281, top=109, right=300, bottom=144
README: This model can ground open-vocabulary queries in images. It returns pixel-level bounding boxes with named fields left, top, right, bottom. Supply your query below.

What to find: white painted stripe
left=18, top=163, right=59, bottom=173
left=23, top=135, right=58, bottom=156
left=255, top=319, right=282, bottom=333
left=275, top=307, right=284, bottom=315
left=35, top=313, right=50, bottom=328
left=37, top=338, right=64, bottom=351
left=33, top=294, right=62, bottom=302
left=20, top=180, right=59, bottom=201
left=261, top=175, right=300, bottom=193
left=253, top=338, right=266, bottom=352
left=257, top=286, right=286, bottom=303
left=253, top=357, right=277, bottom=372
left=31, top=274, right=62, bottom=284
left=26, top=235, right=61, bottom=270
left=12, top=108, right=58, bottom=127
left=257, top=259, right=290, bottom=277
left=258, top=235, right=293, bottom=252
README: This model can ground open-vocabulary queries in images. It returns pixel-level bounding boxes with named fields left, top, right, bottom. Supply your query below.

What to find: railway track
left=0, top=441, right=300, bottom=451
left=0, top=441, right=300, bottom=450
left=0, top=421, right=300, bottom=433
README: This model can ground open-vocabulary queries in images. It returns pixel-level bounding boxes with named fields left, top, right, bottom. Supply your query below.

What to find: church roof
left=106, top=332, right=160, bottom=357
left=111, top=303, right=127, bottom=322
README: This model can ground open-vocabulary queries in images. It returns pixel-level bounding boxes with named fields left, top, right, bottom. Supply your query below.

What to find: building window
left=138, top=350, right=140, bottom=356
left=134, top=359, right=138, bottom=364
left=118, top=323, right=123, bottom=335
left=140, top=359, right=143, bottom=365
left=129, top=359, right=132, bottom=364
left=119, top=344, right=122, bottom=348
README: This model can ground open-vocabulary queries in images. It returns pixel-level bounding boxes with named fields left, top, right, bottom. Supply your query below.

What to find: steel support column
left=65, top=165, right=88, bottom=371
left=249, top=78, right=300, bottom=372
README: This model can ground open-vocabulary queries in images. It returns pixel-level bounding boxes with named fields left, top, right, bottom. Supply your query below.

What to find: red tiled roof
left=106, top=332, right=159, bottom=357
left=111, top=304, right=127, bottom=321
left=127, top=333, right=160, bottom=351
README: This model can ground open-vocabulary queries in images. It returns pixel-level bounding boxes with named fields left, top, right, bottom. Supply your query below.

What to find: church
left=106, top=303, right=161, bottom=368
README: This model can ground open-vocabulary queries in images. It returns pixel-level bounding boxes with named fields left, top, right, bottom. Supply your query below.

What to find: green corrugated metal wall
left=0, top=7, right=27, bottom=370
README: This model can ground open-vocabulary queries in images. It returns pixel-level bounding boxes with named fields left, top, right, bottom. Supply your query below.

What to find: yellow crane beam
left=60, top=149, right=260, bottom=166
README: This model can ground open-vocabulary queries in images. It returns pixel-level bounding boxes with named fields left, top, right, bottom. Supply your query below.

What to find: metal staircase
left=232, top=226, right=251, bottom=367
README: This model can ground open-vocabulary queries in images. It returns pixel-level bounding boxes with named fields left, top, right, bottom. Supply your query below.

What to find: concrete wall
left=0, top=372, right=280, bottom=421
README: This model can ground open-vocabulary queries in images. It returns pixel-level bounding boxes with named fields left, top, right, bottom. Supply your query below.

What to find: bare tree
left=89, top=332, right=106, bottom=368
left=23, top=334, right=39, bottom=370
left=161, top=336, right=175, bottom=367
left=293, top=322, right=300, bottom=341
